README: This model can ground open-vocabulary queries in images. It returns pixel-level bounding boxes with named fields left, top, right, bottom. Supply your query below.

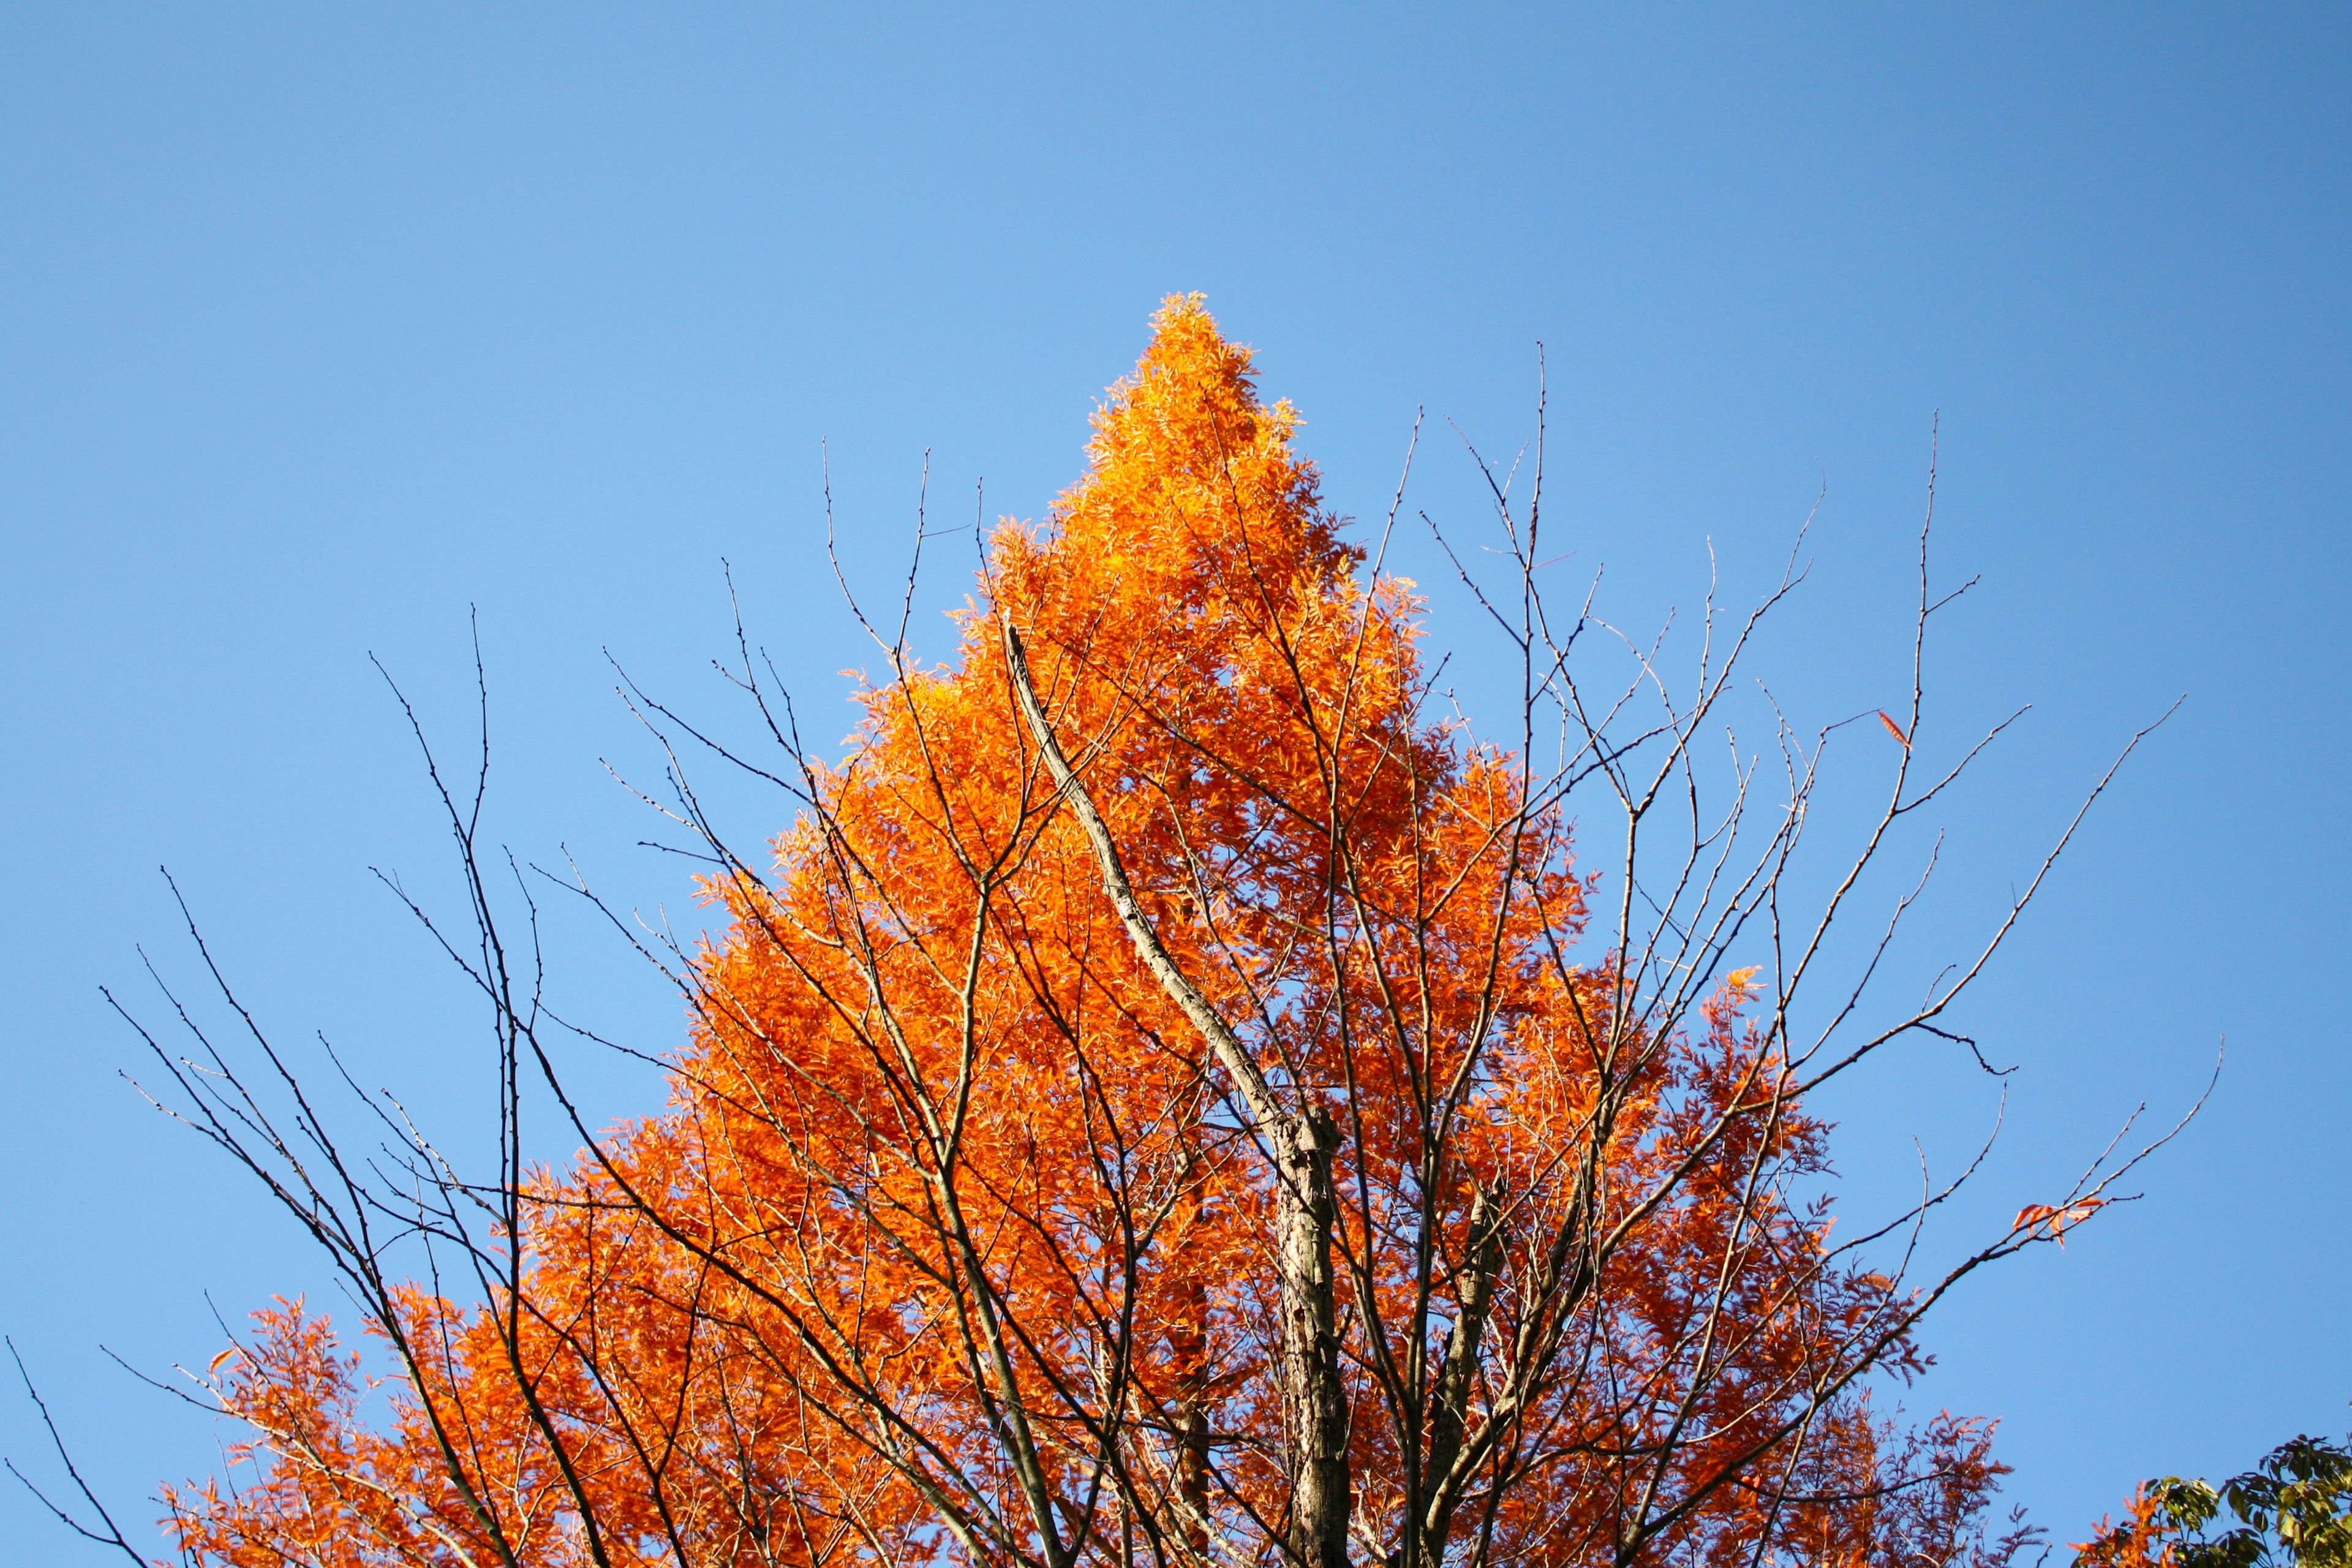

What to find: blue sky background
left=2, top=4, right=2345, bottom=1559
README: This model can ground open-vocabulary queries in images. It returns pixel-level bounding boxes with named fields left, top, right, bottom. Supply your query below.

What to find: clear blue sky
left=2, top=4, right=2345, bottom=1559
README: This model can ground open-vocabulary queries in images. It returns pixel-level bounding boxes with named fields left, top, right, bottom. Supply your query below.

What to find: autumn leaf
left=1879, top=709, right=1911, bottom=747
left=2011, top=1194, right=2108, bottom=1248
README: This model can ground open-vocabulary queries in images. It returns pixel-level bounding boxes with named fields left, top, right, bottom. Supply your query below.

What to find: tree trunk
left=1275, top=1108, right=1349, bottom=1568
left=1003, top=622, right=1352, bottom=1568
left=1420, top=1183, right=1504, bottom=1564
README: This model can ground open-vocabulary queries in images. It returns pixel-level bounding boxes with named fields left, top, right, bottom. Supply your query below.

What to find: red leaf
left=2011, top=1196, right=2107, bottom=1248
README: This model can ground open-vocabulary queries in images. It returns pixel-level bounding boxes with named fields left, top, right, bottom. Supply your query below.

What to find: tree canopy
left=113, top=298, right=2094, bottom=1568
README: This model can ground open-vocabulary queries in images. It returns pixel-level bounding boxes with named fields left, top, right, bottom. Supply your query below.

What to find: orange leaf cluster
left=2011, top=1197, right=2108, bottom=1250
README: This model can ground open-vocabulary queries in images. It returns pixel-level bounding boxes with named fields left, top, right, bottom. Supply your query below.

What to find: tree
left=25, top=296, right=2177, bottom=1567
left=2075, top=1423, right=2352, bottom=1568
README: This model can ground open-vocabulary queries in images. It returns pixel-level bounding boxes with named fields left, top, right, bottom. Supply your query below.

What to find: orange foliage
left=2072, top=1488, right=2179, bottom=1567
left=2011, top=1196, right=2109, bottom=1250
left=164, top=298, right=2025, bottom=1568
